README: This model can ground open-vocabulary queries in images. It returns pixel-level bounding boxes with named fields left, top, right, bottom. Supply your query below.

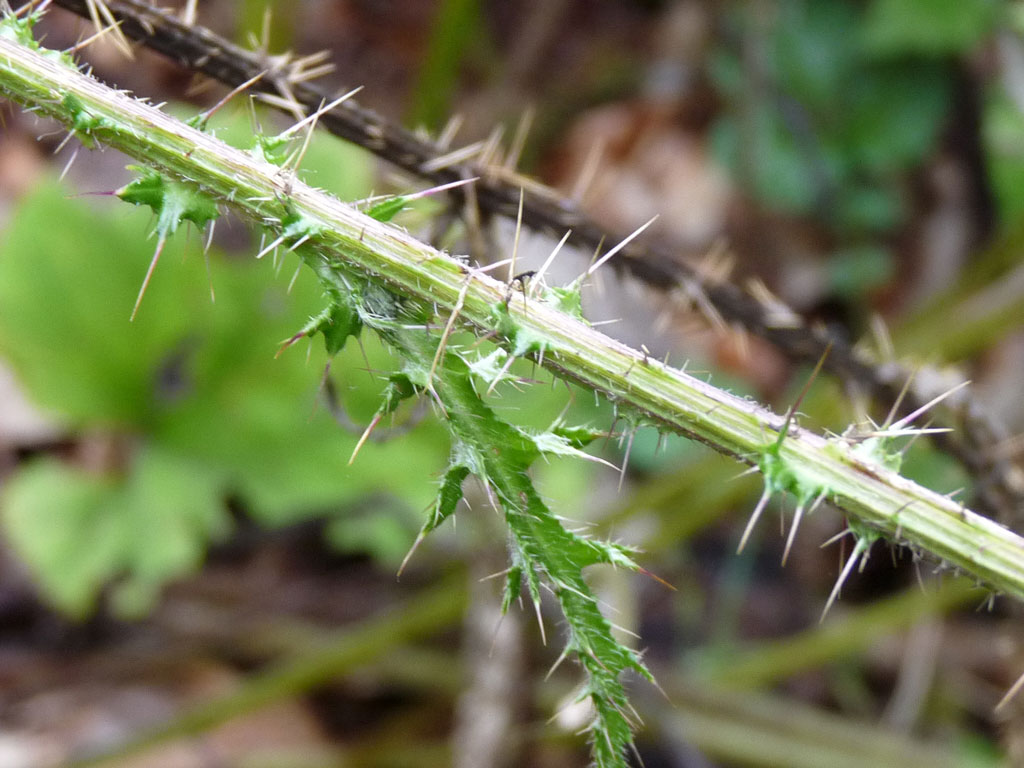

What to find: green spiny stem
left=332, top=276, right=650, bottom=764
left=54, top=0, right=1024, bottom=537
left=0, top=30, right=1022, bottom=602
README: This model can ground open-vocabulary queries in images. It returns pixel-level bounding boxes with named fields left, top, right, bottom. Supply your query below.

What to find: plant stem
left=49, top=0, right=1024, bottom=526
left=1, top=33, right=1023, bottom=600
left=697, top=578, right=979, bottom=690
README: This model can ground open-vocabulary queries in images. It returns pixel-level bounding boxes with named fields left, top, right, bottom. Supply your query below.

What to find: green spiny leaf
left=550, top=423, right=607, bottom=449
left=281, top=209, right=323, bottom=243
left=380, top=373, right=419, bottom=413
left=500, top=565, right=524, bottom=614
left=249, top=130, right=293, bottom=166
left=118, top=166, right=219, bottom=238
left=543, top=282, right=586, bottom=321
left=422, top=462, right=471, bottom=534
left=1, top=448, right=228, bottom=618
left=316, top=262, right=649, bottom=764
left=63, top=92, right=110, bottom=148
left=367, top=195, right=408, bottom=222
left=1, top=11, right=76, bottom=68
left=289, top=290, right=363, bottom=357
left=356, top=306, right=651, bottom=765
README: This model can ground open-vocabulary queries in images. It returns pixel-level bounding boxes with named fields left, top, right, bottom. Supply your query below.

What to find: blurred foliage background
left=1, top=0, right=1023, bottom=766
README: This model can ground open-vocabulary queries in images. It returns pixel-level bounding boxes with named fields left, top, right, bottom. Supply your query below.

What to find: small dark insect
left=504, top=270, right=537, bottom=307
left=511, top=270, right=537, bottom=287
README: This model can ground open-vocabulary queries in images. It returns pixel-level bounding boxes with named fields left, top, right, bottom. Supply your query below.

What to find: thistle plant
left=2, top=7, right=1024, bottom=766
left=45, top=0, right=1024, bottom=531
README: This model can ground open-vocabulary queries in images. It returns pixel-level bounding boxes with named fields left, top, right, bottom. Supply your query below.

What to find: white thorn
left=822, top=535, right=874, bottom=623
left=287, top=264, right=302, bottom=293
left=996, top=669, right=1024, bottom=713
left=889, top=380, right=970, bottom=432
left=618, top=429, right=636, bottom=492
left=821, top=545, right=862, bottom=622
left=130, top=233, right=167, bottom=322
left=279, top=87, right=364, bottom=139
left=404, top=176, right=478, bottom=202
left=737, top=487, right=772, bottom=554
left=532, top=229, right=572, bottom=293
left=486, top=354, right=516, bottom=396
left=508, top=187, right=525, bottom=280
left=288, top=233, right=311, bottom=253
left=782, top=502, right=805, bottom=567
left=182, top=0, right=198, bottom=25
left=255, top=234, right=286, bottom=260
left=534, top=598, right=546, bottom=646
left=585, top=216, right=657, bottom=278
left=203, top=219, right=216, bottom=255
left=58, top=147, right=79, bottom=181
left=472, top=257, right=513, bottom=274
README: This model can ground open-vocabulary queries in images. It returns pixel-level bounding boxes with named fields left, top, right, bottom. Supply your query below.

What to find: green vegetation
left=1, top=2, right=1022, bottom=766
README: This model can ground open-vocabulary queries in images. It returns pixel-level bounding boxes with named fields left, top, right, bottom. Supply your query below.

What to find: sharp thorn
left=585, top=216, right=657, bottom=278
left=889, top=380, right=971, bottom=432
left=821, top=546, right=861, bottom=622
left=532, top=229, right=572, bottom=293
left=737, top=487, right=772, bottom=554
left=348, top=411, right=383, bottom=465
left=396, top=531, right=426, bottom=580
left=534, top=598, right=546, bottom=646
left=618, top=428, right=636, bottom=492
left=130, top=233, right=167, bottom=322
left=782, top=502, right=805, bottom=567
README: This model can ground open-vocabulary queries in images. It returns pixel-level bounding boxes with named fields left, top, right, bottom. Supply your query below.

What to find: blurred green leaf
left=2, top=459, right=121, bottom=617
left=983, top=90, right=1024, bottom=222
left=1, top=447, right=226, bottom=617
left=774, top=0, right=860, bottom=108
left=0, top=181, right=207, bottom=427
left=0, top=178, right=450, bottom=614
left=408, top=0, right=484, bottom=129
left=826, top=245, right=893, bottom=299
left=840, top=62, right=951, bottom=174
left=108, top=447, right=229, bottom=615
left=711, top=0, right=951, bottom=239
left=710, top=109, right=820, bottom=214
left=862, top=0, right=997, bottom=56
left=325, top=506, right=416, bottom=567
left=833, top=184, right=902, bottom=234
